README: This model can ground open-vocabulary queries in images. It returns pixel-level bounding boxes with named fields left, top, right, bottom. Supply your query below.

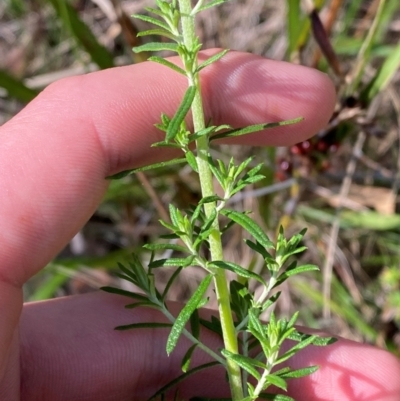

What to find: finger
left=20, top=292, right=400, bottom=401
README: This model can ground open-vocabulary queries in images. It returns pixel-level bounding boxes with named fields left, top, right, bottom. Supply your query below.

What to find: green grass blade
left=0, top=69, right=38, bottom=102
left=45, top=0, right=114, bottom=69
left=361, top=40, right=400, bottom=104
left=287, top=0, right=302, bottom=56
left=28, top=269, right=69, bottom=301
left=347, top=0, right=388, bottom=94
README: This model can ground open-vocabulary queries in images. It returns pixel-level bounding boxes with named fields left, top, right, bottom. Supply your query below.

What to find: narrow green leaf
left=287, top=311, right=299, bottom=329
left=275, top=264, right=319, bottom=287
left=199, top=195, right=223, bottom=205
left=181, top=344, right=197, bottom=372
left=46, top=0, right=114, bottom=69
left=259, top=394, right=294, bottom=401
left=149, top=362, right=220, bottom=401
left=194, top=226, right=214, bottom=248
left=202, top=208, right=217, bottom=232
left=196, top=0, right=228, bottom=13
left=197, top=49, right=230, bottom=71
left=276, top=335, right=318, bottom=364
left=273, top=367, right=291, bottom=376
left=0, top=69, right=38, bottom=102
left=266, top=374, right=287, bottom=391
left=101, top=286, right=148, bottom=301
left=166, top=275, right=213, bottom=354
left=107, top=158, right=186, bottom=179
left=287, top=0, right=302, bottom=55
left=207, top=156, right=225, bottom=189
left=151, top=141, right=181, bottom=148
left=244, top=239, right=272, bottom=259
left=128, top=254, right=150, bottom=292
left=190, top=308, right=201, bottom=339
left=133, top=42, right=179, bottom=54
left=133, top=13, right=170, bottom=31
left=169, top=204, right=180, bottom=227
left=185, top=150, right=199, bottom=172
left=217, top=159, right=227, bottom=176
left=143, top=243, right=188, bottom=253
left=230, top=175, right=265, bottom=195
left=279, top=365, right=318, bottom=379
left=236, top=174, right=265, bottom=187
left=191, top=204, right=204, bottom=225
left=148, top=56, right=186, bottom=75
left=230, top=280, right=251, bottom=323
left=190, top=126, right=221, bottom=141
left=287, top=331, right=337, bottom=346
left=233, top=157, right=254, bottom=180
left=125, top=301, right=159, bottom=309
left=117, top=262, right=137, bottom=281
left=211, top=118, right=303, bottom=141
left=221, top=349, right=262, bottom=380
left=261, top=291, right=281, bottom=312
left=162, top=266, right=184, bottom=301
left=199, top=316, right=223, bottom=336
left=115, top=322, right=172, bottom=330
left=137, top=29, right=178, bottom=41
left=160, top=233, right=180, bottom=240
left=221, top=209, right=274, bottom=248
left=208, top=261, right=265, bottom=285
left=166, top=86, right=197, bottom=141
left=159, top=219, right=181, bottom=234
left=247, top=309, right=266, bottom=345
left=143, top=6, right=166, bottom=18
left=361, top=40, right=400, bottom=104
left=115, top=272, right=137, bottom=285
left=149, top=255, right=195, bottom=268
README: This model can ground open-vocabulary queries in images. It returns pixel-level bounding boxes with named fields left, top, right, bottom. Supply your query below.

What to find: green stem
left=178, top=1, right=243, bottom=400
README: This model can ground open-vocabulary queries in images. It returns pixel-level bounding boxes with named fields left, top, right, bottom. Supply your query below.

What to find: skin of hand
left=0, top=50, right=399, bottom=401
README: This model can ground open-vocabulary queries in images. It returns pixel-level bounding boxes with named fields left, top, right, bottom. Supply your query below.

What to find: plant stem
left=178, top=1, right=244, bottom=399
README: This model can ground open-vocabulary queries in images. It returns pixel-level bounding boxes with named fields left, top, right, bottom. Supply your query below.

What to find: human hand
left=0, top=51, right=399, bottom=401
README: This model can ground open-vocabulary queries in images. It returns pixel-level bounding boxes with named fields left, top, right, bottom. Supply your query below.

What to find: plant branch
left=178, top=0, right=243, bottom=399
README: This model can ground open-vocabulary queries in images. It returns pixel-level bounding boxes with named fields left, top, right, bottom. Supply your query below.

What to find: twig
left=322, top=130, right=366, bottom=319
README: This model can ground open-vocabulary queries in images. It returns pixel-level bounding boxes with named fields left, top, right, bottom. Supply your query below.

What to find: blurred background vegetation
left=1, top=0, right=400, bottom=355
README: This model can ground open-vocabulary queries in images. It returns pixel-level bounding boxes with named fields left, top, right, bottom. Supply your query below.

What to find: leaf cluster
left=104, top=223, right=335, bottom=400
left=102, top=1, right=335, bottom=400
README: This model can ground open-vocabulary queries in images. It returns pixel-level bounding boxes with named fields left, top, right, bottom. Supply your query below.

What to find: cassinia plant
left=102, top=1, right=335, bottom=400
